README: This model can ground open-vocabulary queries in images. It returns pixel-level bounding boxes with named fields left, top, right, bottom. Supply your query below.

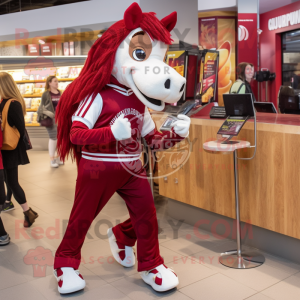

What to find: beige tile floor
left=0, top=151, right=299, bottom=300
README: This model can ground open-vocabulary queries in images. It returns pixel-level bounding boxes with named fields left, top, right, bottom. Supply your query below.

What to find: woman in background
left=1, top=186, right=13, bottom=212
left=38, top=76, right=63, bottom=168
left=0, top=111, right=10, bottom=245
left=0, top=72, right=38, bottom=227
left=230, top=62, right=256, bottom=102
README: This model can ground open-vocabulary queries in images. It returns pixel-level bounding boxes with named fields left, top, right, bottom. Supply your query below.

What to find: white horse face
left=112, top=28, right=186, bottom=111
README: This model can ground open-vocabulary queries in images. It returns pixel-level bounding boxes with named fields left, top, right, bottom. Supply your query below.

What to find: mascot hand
left=172, top=114, right=190, bottom=138
left=111, top=114, right=132, bottom=140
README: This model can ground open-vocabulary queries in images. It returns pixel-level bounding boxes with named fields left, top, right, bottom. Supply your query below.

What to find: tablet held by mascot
left=53, top=2, right=191, bottom=294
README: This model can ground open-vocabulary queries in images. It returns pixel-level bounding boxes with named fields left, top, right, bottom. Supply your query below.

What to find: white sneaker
left=0, top=234, right=10, bottom=246
left=56, top=158, right=64, bottom=165
left=53, top=267, right=86, bottom=294
left=50, top=159, right=59, bottom=168
left=107, top=227, right=135, bottom=267
left=140, top=264, right=179, bottom=292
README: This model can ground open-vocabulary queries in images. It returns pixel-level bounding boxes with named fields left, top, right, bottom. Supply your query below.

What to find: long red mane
left=56, top=12, right=173, bottom=164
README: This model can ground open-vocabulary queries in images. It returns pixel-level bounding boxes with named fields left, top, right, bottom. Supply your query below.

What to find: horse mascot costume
left=53, top=2, right=191, bottom=294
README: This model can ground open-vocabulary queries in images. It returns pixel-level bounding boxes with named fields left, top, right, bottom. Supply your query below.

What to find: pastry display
left=25, top=112, right=33, bottom=123
left=7, top=64, right=83, bottom=127
left=25, top=98, right=32, bottom=109
left=31, top=98, right=41, bottom=110
left=24, top=83, right=34, bottom=94
left=32, top=112, right=38, bottom=123
left=57, top=67, right=70, bottom=79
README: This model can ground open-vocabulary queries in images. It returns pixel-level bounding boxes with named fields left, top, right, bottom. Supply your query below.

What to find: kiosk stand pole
left=219, top=149, right=265, bottom=269
left=204, top=93, right=265, bottom=269
left=234, top=150, right=242, bottom=261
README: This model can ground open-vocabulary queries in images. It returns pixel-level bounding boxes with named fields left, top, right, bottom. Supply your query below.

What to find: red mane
left=56, top=12, right=173, bottom=164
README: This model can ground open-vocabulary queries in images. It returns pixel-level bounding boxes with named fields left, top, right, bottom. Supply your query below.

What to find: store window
left=282, top=30, right=300, bottom=89
left=0, top=0, right=89, bottom=15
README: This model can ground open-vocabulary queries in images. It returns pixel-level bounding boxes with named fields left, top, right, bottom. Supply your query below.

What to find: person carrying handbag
left=0, top=72, right=38, bottom=227
left=0, top=112, right=10, bottom=245
left=37, top=76, right=63, bottom=168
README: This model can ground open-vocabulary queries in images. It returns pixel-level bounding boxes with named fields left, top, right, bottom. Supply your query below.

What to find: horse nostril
left=180, top=84, right=185, bottom=92
left=164, top=79, right=171, bottom=89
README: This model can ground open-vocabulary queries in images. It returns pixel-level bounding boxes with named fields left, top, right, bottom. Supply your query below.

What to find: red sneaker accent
left=149, top=268, right=162, bottom=285
left=57, top=268, right=63, bottom=277
left=155, top=276, right=162, bottom=285
left=116, top=241, right=126, bottom=261
left=58, top=280, right=63, bottom=287
left=79, top=274, right=84, bottom=280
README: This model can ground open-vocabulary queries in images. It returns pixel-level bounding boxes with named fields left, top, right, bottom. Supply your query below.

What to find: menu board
left=217, top=116, right=249, bottom=136
left=196, top=51, right=218, bottom=103
left=166, top=50, right=186, bottom=77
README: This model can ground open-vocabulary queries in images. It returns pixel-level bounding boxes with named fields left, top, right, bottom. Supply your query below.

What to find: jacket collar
left=106, top=75, right=133, bottom=96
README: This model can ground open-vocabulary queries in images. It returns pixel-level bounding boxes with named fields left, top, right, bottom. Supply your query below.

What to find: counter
left=152, top=111, right=300, bottom=240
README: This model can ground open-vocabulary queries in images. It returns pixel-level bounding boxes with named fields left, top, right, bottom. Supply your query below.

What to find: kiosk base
left=219, top=250, right=265, bottom=269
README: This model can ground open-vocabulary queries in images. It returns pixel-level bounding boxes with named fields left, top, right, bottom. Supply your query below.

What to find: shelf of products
left=23, top=94, right=43, bottom=98
left=1, top=58, right=85, bottom=127
left=14, top=67, right=82, bottom=126
left=26, top=123, right=40, bottom=127
left=16, top=78, right=77, bottom=83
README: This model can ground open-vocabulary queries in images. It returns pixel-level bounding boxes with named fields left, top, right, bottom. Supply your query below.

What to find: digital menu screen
left=217, top=116, right=249, bottom=136
left=196, top=51, right=218, bottom=103
left=166, top=51, right=186, bottom=78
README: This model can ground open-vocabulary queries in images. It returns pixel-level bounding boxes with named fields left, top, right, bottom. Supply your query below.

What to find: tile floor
left=0, top=151, right=300, bottom=300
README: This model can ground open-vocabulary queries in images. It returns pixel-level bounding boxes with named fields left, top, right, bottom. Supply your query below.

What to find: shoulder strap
left=1, top=99, right=15, bottom=126
left=237, top=83, right=246, bottom=93
left=230, top=81, right=245, bottom=94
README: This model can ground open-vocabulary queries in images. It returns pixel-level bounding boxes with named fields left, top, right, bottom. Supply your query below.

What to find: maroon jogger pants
left=54, top=158, right=164, bottom=272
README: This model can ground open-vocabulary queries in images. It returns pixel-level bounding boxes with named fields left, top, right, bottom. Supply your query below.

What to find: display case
left=0, top=56, right=86, bottom=127
left=0, top=56, right=87, bottom=150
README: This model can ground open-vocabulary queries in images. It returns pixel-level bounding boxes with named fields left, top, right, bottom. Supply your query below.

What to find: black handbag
left=23, top=128, right=32, bottom=150
left=40, top=116, right=54, bottom=127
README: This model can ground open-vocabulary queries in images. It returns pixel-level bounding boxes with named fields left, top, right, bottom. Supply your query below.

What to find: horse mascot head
left=56, top=2, right=186, bottom=162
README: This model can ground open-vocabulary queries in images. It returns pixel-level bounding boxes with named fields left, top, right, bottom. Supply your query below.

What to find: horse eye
left=133, top=49, right=146, bottom=61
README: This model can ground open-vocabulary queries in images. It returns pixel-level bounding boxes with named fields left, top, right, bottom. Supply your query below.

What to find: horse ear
left=124, top=2, right=143, bottom=30
left=161, top=11, right=177, bottom=32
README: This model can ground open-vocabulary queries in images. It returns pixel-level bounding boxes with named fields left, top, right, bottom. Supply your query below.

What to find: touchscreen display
left=217, top=116, right=249, bottom=136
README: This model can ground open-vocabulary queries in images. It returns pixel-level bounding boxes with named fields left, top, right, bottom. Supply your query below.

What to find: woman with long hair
left=0, top=115, right=10, bottom=245
left=0, top=72, right=38, bottom=227
left=38, top=75, right=63, bottom=168
left=230, top=62, right=256, bottom=101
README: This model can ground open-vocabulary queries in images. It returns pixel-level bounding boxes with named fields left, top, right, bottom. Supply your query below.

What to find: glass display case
left=0, top=56, right=86, bottom=127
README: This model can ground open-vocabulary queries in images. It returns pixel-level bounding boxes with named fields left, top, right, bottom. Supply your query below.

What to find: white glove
left=172, top=114, right=190, bottom=138
left=111, top=114, right=132, bottom=141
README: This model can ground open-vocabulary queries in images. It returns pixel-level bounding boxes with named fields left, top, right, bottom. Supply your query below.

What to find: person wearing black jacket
left=0, top=72, right=38, bottom=227
left=0, top=117, right=10, bottom=245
